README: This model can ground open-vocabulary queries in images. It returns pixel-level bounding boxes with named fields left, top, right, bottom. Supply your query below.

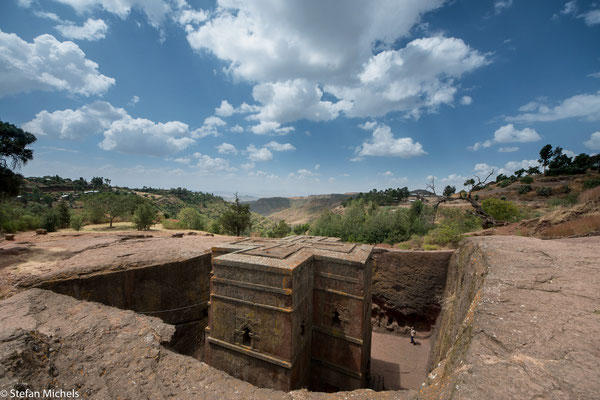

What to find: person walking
left=410, top=327, right=416, bottom=345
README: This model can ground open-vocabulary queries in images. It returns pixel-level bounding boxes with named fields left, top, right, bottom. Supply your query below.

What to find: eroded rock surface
left=0, top=231, right=232, bottom=300
left=0, top=289, right=414, bottom=400
left=422, top=236, right=600, bottom=400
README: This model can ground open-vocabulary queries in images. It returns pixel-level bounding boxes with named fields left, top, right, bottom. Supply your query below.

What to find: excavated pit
left=30, top=240, right=453, bottom=393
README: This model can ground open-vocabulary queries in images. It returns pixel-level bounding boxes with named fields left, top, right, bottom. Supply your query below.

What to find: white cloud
left=290, top=169, right=318, bottom=179
left=503, top=160, right=541, bottom=174
left=22, top=101, right=127, bottom=139
left=248, top=79, right=351, bottom=130
left=264, top=141, right=295, bottom=152
left=34, top=11, right=62, bottom=21
left=314, top=164, right=320, bottom=170
left=176, top=8, right=207, bottom=26
left=470, top=124, right=541, bottom=151
left=52, top=0, right=173, bottom=28
left=494, top=124, right=541, bottom=143
left=250, top=121, right=294, bottom=136
left=246, top=145, right=273, bottom=161
left=186, top=0, right=445, bottom=83
left=215, top=100, right=235, bottom=117
left=507, top=91, right=600, bottom=122
left=589, top=72, right=600, bottom=79
left=192, top=152, right=236, bottom=173
left=217, top=142, right=238, bottom=154
left=185, top=2, right=484, bottom=123
left=17, top=0, right=33, bottom=6
left=561, top=1, right=577, bottom=15
left=584, top=131, right=600, bottom=150
left=56, top=18, right=109, bottom=41
left=326, top=36, right=488, bottom=118
left=192, top=116, right=226, bottom=138
left=355, top=123, right=426, bottom=158
left=128, top=95, right=140, bottom=106
left=581, top=9, right=600, bottom=25
left=498, top=146, right=519, bottom=152
left=382, top=171, right=393, bottom=176
left=173, top=157, right=191, bottom=164
left=241, top=162, right=255, bottom=170
left=0, top=30, right=115, bottom=97
left=99, top=116, right=195, bottom=156
left=230, top=124, right=244, bottom=133
left=494, top=0, right=513, bottom=14
left=460, top=95, right=472, bottom=105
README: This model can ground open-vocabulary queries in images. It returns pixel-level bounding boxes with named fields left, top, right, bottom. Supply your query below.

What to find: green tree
left=219, top=195, right=252, bottom=236
left=1, top=121, right=36, bottom=198
left=41, top=209, right=60, bottom=232
left=91, top=177, right=104, bottom=188
left=84, top=193, right=134, bottom=228
left=443, top=185, right=456, bottom=197
left=538, top=144, right=553, bottom=171
left=481, top=198, right=520, bottom=222
left=132, top=203, right=157, bottom=230
left=57, top=201, right=70, bottom=228
left=271, top=220, right=291, bottom=238
left=177, top=207, right=206, bottom=230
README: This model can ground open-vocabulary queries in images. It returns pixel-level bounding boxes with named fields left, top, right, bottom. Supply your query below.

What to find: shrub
left=177, top=207, right=206, bottom=230
left=498, top=179, right=511, bottom=188
left=481, top=198, right=520, bottom=222
left=70, top=214, right=84, bottom=231
left=57, top=201, right=70, bottom=228
left=548, top=193, right=578, bottom=207
left=520, top=176, right=534, bottom=184
left=292, top=223, right=310, bottom=235
left=270, top=220, right=291, bottom=238
left=209, top=219, right=222, bottom=234
left=133, top=203, right=157, bottom=230
left=161, top=219, right=183, bottom=230
left=41, top=210, right=60, bottom=232
left=518, top=184, right=532, bottom=194
left=583, top=178, right=600, bottom=190
left=536, top=186, right=553, bottom=197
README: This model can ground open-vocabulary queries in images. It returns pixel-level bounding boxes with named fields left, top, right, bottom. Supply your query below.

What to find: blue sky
left=1, top=0, right=599, bottom=197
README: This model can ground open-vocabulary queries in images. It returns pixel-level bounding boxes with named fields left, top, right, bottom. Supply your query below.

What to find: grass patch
left=541, top=215, right=600, bottom=238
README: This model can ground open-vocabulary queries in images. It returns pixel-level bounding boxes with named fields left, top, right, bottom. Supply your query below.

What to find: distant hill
left=247, top=193, right=352, bottom=225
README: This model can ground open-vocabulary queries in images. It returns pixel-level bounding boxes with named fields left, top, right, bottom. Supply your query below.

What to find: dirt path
left=371, top=330, right=431, bottom=390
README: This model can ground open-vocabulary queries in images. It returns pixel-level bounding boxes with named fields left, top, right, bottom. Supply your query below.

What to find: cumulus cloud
left=99, top=116, right=196, bottom=156
left=230, top=124, right=244, bottom=133
left=0, top=30, right=115, bottom=97
left=23, top=101, right=232, bottom=156
left=326, top=36, right=488, bottom=118
left=469, top=124, right=541, bottom=151
left=55, top=18, right=109, bottom=41
left=192, top=116, right=226, bottom=138
left=215, top=100, right=235, bottom=117
left=217, top=142, right=238, bottom=154
left=22, top=101, right=127, bottom=139
left=184, top=2, right=484, bottom=125
left=498, top=146, right=519, bottom=152
left=246, top=145, right=273, bottom=161
left=581, top=9, right=600, bottom=25
left=507, top=91, right=600, bottom=122
left=460, top=95, right=472, bottom=105
left=289, top=169, right=318, bottom=179
left=128, top=95, right=140, bottom=106
left=192, top=152, right=236, bottom=173
left=493, top=124, right=541, bottom=143
left=264, top=141, right=295, bottom=152
left=354, top=123, right=426, bottom=159
left=51, top=0, right=172, bottom=28
left=247, top=79, right=351, bottom=132
left=584, top=131, right=600, bottom=150
left=494, top=0, right=513, bottom=14
left=186, top=0, right=445, bottom=83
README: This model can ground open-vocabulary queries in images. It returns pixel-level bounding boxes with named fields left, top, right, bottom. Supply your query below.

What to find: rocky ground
left=422, top=235, right=600, bottom=400
left=0, top=232, right=598, bottom=399
left=0, top=230, right=232, bottom=300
